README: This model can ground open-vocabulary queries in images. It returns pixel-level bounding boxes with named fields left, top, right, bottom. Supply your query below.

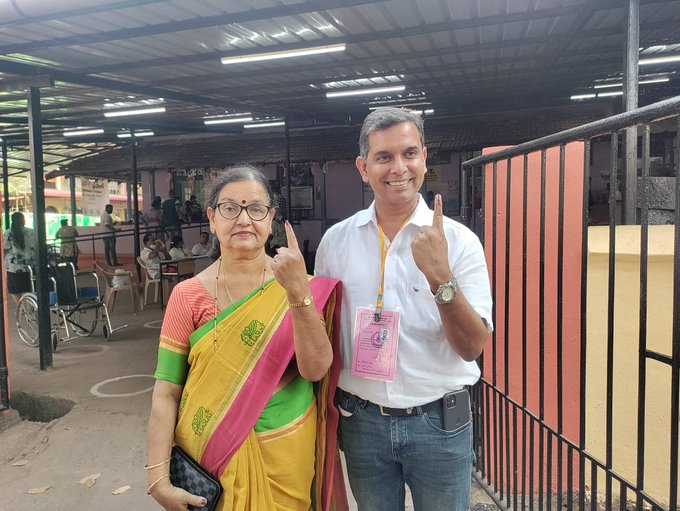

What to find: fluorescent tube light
left=326, top=85, right=405, bottom=98
left=104, top=107, right=166, bottom=118
left=243, top=121, right=285, bottom=129
left=117, top=131, right=154, bottom=138
left=221, top=43, right=345, bottom=65
left=594, top=77, right=670, bottom=89
left=598, top=91, right=623, bottom=97
left=570, top=94, right=596, bottom=100
left=63, top=128, right=105, bottom=137
left=204, top=116, right=253, bottom=125
left=639, top=55, right=680, bottom=65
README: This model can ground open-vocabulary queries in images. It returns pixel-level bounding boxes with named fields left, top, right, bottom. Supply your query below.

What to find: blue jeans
left=337, top=391, right=473, bottom=511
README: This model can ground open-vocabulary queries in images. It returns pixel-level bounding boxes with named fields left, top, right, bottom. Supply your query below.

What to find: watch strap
left=288, top=295, right=313, bottom=308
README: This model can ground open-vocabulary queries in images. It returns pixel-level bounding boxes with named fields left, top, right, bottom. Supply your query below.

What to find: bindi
left=241, top=200, right=247, bottom=204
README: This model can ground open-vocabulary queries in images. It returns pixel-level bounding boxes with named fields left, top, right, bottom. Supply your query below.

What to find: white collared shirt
left=315, top=195, right=493, bottom=408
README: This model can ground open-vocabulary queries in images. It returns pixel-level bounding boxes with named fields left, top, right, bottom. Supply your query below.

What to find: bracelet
left=146, top=473, right=169, bottom=495
left=144, top=457, right=171, bottom=470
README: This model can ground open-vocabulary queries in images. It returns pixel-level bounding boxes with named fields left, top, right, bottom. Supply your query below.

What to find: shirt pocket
left=400, top=279, right=443, bottom=341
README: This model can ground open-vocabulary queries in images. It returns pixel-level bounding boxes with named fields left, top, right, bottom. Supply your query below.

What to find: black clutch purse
left=169, top=446, right=222, bottom=511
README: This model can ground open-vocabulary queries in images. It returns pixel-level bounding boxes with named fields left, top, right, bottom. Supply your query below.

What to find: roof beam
left=0, top=0, right=381, bottom=54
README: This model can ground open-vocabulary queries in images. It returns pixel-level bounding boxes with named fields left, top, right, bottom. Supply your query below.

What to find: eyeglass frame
left=214, top=201, right=273, bottom=221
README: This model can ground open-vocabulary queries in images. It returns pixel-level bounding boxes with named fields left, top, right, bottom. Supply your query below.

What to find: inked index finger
left=284, top=220, right=299, bottom=249
left=432, top=194, right=444, bottom=231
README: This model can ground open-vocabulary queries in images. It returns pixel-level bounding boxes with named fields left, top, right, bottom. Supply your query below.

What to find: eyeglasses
left=215, top=201, right=271, bottom=221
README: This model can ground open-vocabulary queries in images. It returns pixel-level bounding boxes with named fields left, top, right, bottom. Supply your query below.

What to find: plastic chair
left=95, top=262, right=140, bottom=314
left=137, top=256, right=160, bottom=305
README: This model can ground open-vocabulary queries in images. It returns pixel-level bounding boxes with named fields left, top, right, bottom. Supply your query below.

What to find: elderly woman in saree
left=146, top=164, right=346, bottom=511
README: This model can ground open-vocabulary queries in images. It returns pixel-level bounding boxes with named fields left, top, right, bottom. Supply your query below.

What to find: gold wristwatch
left=289, top=296, right=313, bottom=308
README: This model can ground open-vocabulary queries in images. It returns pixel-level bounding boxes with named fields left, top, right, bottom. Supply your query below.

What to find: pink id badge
left=351, top=306, right=400, bottom=381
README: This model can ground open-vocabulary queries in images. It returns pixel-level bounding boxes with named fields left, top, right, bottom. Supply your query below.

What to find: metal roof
left=1, top=0, right=679, bottom=178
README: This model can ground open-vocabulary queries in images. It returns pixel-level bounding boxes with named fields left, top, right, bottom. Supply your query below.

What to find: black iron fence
left=462, top=95, right=680, bottom=511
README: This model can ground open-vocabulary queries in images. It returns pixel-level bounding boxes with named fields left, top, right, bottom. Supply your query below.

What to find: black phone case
left=443, top=389, right=471, bottom=431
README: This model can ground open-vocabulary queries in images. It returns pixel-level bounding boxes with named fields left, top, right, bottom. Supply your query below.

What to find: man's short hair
left=358, top=107, right=425, bottom=160
left=60, top=219, right=68, bottom=225
left=143, top=233, right=154, bottom=244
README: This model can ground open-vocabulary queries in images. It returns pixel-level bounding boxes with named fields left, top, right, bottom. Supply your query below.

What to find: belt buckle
left=378, top=405, right=390, bottom=417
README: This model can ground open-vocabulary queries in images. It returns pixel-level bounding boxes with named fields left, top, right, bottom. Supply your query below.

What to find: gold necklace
left=212, top=257, right=266, bottom=351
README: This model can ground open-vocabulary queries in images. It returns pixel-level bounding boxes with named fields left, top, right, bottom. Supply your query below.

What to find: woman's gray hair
left=204, top=163, right=274, bottom=210
left=358, top=107, right=425, bottom=160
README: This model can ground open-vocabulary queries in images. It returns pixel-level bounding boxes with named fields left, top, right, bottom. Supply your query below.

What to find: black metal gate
left=462, top=96, right=680, bottom=511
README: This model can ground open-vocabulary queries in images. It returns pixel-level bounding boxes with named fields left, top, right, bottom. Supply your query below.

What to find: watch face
left=441, top=287, right=455, bottom=302
left=303, top=296, right=312, bottom=306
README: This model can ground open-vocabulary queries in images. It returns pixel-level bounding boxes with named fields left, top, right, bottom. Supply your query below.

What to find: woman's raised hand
left=270, top=220, right=309, bottom=297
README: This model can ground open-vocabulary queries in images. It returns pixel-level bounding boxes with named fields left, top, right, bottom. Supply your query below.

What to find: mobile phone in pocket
left=443, top=389, right=470, bottom=431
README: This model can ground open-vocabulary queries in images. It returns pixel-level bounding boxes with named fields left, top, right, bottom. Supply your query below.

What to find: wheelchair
left=15, top=263, right=126, bottom=350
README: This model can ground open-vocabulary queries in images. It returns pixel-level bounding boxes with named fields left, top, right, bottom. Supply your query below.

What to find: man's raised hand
left=411, top=194, right=452, bottom=290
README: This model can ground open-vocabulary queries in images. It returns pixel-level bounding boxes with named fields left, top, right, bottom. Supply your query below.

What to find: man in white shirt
left=315, top=107, right=493, bottom=511
left=101, top=204, right=121, bottom=266
left=140, top=233, right=171, bottom=279
left=191, top=231, right=211, bottom=256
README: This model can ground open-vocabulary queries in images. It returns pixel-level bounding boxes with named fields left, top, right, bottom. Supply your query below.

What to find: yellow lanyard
left=375, top=218, right=409, bottom=322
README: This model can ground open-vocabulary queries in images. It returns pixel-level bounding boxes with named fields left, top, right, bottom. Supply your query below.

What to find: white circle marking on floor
left=144, top=320, right=163, bottom=329
left=90, top=374, right=155, bottom=398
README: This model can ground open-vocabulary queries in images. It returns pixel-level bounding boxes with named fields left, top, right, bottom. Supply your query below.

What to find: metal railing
left=463, top=95, right=680, bottom=511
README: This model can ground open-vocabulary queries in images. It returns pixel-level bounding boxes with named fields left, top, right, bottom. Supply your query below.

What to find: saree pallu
left=174, top=277, right=345, bottom=511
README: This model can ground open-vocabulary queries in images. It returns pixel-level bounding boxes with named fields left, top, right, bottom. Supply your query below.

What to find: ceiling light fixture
left=221, top=43, right=345, bottom=65
left=204, top=116, right=253, bottom=125
left=597, top=91, right=624, bottom=97
left=63, top=128, right=105, bottom=137
left=117, top=131, right=154, bottom=138
left=594, top=76, right=671, bottom=89
left=326, top=85, right=406, bottom=98
left=570, top=94, right=596, bottom=100
left=243, top=121, right=285, bottom=129
left=639, top=55, right=680, bottom=65
left=104, top=107, right=166, bottom=118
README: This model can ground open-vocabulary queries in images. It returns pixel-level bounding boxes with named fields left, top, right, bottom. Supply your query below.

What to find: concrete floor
left=0, top=286, right=497, bottom=510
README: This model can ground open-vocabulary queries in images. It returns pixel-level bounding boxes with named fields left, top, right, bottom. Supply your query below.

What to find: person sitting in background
left=140, top=233, right=173, bottom=279
left=190, top=231, right=211, bottom=256
left=56, top=218, right=79, bottom=269
left=168, top=235, right=191, bottom=260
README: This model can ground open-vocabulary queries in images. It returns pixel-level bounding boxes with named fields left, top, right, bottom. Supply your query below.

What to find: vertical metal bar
left=635, top=125, right=650, bottom=511
left=69, top=173, right=77, bottom=227
left=539, top=427, right=545, bottom=511
left=530, top=417, right=535, bottom=511
left=620, top=482, right=627, bottom=511
left=547, top=432, right=553, bottom=511
left=492, top=161, right=499, bottom=490
left=622, top=0, right=639, bottom=224
left=0, top=252, right=9, bottom=409
left=320, top=162, right=327, bottom=234
left=540, top=150, right=547, bottom=422
left=125, top=181, right=132, bottom=222
left=512, top=405, right=518, bottom=511
left=567, top=445, right=574, bottom=511
left=471, top=162, right=477, bottom=233
left=285, top=118, right=291, bottom=221
left=27, top=86, right=52, bottom=370
left=591, top=462, right=598, bottom=511
left=485, top=384, right=491, bottom=480
left=522, top=153, right=528, bottom=511
left=557, top=144, right=566, bottom=511
left=605, top=132, right=619, bottom=508
left=2, top=139, right=9, bottom=229
left=668, top=115, right=680, bottom=511
left=461, top=162, right=468, bottom=225
left=150, top=168, right=156, bottom=200
left=503, top=157, right=512, bottom=506
left=580, top=139, right=592, bottom=511
left=131, top=132, right=141, bottom=283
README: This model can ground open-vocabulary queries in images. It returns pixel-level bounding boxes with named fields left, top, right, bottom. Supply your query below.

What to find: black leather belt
left=339, top=389, right=443, bottom=417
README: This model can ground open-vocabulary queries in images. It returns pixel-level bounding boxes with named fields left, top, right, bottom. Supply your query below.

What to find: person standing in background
left=56, top=218, right=79, bottom=269
left=101, top=203, right=121, bottom=266
left=4, top=211, right=36, bottom=304
left=162, top=190, right=183, bottom=238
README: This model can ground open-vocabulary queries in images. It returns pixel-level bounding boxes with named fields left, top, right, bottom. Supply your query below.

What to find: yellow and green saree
left=156, top=276, right=346, bottom=511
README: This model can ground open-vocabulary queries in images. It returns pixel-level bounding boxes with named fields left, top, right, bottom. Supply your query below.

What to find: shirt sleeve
left=154, top=285, right=194, bottom=384
left=314, top=233, right=329, bottom=277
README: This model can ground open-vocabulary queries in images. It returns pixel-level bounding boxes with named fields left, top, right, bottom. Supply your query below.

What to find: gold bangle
left=144, top=457, right=171, bottom=470
left=146, top=473, right=169, bottom=495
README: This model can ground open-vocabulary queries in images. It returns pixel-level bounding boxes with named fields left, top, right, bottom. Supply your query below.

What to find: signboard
left=81, top=178, right=109, bottom=217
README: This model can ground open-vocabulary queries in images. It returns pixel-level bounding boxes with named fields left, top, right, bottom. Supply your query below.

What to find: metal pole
left=2, top=139, right=9, bottom=230
left=69, top=173, right=77, bottom=226
left=150, top=169, right=156, bottom=200
left=623, top=0, right=639, bottom=224
left=0, top=252, right=9, bottom=410
left=27, top=86, right=52, bottom=369
left=125, top=181, right=132, bottom=222
left=321, top=162, right=327, bottom=234
left=285, top=118, right=291, bottom=221
left=131, top=132, right=141, bottom=282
